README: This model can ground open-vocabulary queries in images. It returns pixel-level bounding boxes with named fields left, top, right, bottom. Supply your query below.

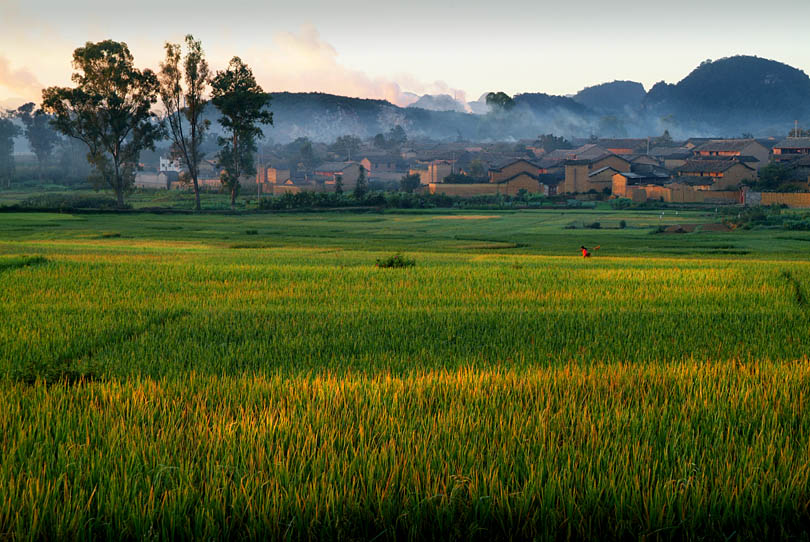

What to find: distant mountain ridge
left=250, top=56, right=810, bottom=142
left=573, top=81, right=647, bottom=113
left=644, top=56, right=810, bottom=132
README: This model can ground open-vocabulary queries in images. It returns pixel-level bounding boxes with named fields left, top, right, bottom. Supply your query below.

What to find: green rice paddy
left=1, top=209, right=809, bottom=540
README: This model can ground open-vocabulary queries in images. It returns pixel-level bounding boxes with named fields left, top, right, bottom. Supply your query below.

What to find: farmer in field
left=580, top=245, right=600, bottom=258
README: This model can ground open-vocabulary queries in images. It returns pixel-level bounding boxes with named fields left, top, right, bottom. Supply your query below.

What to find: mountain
left=206, top=56, right=810, bottom=143
left=644, top=55, right=810, bottom=133
left=407, top=94, right=467, bottom=113
left=573, top=81, right=647, bottom=113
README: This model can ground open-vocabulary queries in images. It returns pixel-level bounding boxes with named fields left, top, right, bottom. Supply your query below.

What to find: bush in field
left=375, top=253, right=415, bottom=268
left=19, top=194, right=127, bottom=210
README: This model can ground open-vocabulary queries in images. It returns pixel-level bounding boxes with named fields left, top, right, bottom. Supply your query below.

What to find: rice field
left=1, top=210, right=810, bottom=540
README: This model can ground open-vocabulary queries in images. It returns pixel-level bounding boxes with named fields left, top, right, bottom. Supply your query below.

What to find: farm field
left=1, top=209, right=810, bottom=540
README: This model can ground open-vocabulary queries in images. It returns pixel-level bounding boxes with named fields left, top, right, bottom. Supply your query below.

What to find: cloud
left=246, top=25, right=468, bottom=109
left=0, top=55, right=43, bottom=103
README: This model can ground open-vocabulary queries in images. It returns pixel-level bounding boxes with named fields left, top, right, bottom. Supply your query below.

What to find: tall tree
left=158, top=35, right=210, bottom=212
left=0, top=113, right=21, bottom=188
left=330, top=135, right=361, bottom=160
left=15, top=103, right=60, bottom=179
left=210, top=57, right=272, bottom=208
left=485, top=91, right=515, bottom=111
left=42, top=40, right=163, bottom=208
left=386, top=125, right=407, bottom=147
left=353, top=165, right=368, bottom=199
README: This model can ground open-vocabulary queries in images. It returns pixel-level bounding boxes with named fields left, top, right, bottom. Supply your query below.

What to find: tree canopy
left=210, top=56, right=273, bottom=207
left=42, top=40, right=162, bottom=207
left=159, top=34, right=211, bottom=211
left=15, top=102, right=60, bottom=179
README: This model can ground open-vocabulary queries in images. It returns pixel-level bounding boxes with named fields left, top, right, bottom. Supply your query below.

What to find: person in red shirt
left=581, top=245, right=590, bottom=258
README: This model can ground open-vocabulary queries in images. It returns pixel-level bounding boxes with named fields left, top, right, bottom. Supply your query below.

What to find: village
left=135, top=132, right=810, bottom=208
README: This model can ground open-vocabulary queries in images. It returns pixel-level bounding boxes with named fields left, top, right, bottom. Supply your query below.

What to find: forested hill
left=644, top=56, right=810, bottom=133
left=214, top=56, right=810, bottom=143
left=573, top=81, right=647, bottom=113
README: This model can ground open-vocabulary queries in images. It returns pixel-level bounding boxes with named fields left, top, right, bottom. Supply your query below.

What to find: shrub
left=375, top=253, right=415, bottom=269
left=19, top=194, right=126, bottom=211
left=619, top=220, right=627, bottom=229
left=585, top=222, right=601, bottom=229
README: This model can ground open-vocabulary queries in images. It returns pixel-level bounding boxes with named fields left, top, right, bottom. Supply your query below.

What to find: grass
left=1, top=209, right=810, bottom=539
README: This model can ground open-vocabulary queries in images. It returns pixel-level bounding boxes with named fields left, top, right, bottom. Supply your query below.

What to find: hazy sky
left=2, top=0, right=809, bottom=108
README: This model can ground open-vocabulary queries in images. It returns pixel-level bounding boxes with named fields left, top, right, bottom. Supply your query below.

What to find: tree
left=42, top=40, right=162, bottom=208
left=386, top=125, right=407, bottom=147
left=159, top=34, right=211, bottom=212
left=467, top=159, right=486, bottom=179
left=330, top=135, right=361, bottom=160
left=0, top=113, right=20, bottom=188
left=210, top=57, right=273, bottom=208
left=747, top=162, right=798, bottom=191
left=535, top=133, right=572, bottom=153
left=15, top=103, right=60, bottom=179
left=399, top=173, right=421, bottom=193
left=353, top=165, right=368, bottom=199
left=335, top=174, right=343, bottom=194
left=485, top=91, right=515, bottom=110
left=373, top=133, right=386, bottom=148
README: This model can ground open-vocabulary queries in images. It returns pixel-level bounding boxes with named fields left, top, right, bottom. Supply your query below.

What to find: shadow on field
left=0, top=255, right=48, bottom=275
left=11, top=310, right=189, bottom=385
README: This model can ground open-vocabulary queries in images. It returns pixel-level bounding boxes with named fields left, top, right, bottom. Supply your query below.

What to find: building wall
left=427, top=176, right=545, bottom=197
left=592, top=155, right=631, bottom=172
left=428, top=183, right=500, bottom=196
left=489, top=160, right=539, bottom=183
left=627, top=185, right=741, bottom=204
left=561, top=164, right=589, bottom=194
left=409, top=168, right=430, bottom=185
left=611, top=174, right=629, bottom=198
left=266, top=168, right=291, bottom=184
left=759, top=192, right=810, bottom=208
left=714, top=164, right=756, bottom=190
left=134, top=173, right=169, bottom=189
left=500, top=174, right=544, bottom=195
left=428, top=161, right=453, bottom=184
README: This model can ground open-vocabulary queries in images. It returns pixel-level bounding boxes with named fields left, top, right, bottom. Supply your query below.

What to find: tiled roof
left=694, top=139, right=759, bottom=152
left=774, top=137, right=810, bottom=150
left=315, top=161, right=356, bottom=172
left=677, top=160, right=752, bottom=174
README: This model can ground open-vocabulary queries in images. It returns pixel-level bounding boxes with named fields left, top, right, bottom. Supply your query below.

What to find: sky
left=2, top=0, right=810, bottom=110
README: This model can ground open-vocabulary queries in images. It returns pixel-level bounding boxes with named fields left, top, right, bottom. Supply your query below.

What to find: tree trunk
left=115, top=186, right=125, bottom=209
left=230, top=185, right=237, bottom=209
left=192, top=177, right=201, bottom=212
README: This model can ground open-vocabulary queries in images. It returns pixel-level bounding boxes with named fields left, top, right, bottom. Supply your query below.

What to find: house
left=410, top=160, right=453, bottom=185
left=159, top=157, right=182, bottom=173
left=313, top=161, right=362, bottom=190
left=612, top=172, right=740, bottom=204
left=560, top=153, right=632, bottom=194
left=675, top=159, right=757, bottom=190
left=611, top=172, right=670, bottom=200
left=488, top=158, right=545, bottom=183
left=596, top=138, right=648, bottom=155
left=692, top=139, right=770, bottom=168
left=772, top=138, right=810, bottom=161
left=427, top=172, right=547, bottom=197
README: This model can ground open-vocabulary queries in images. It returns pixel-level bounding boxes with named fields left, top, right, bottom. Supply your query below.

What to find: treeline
left=260, top=190, right=550, bottom=211
left=2, top=36, right=273, bottom=211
